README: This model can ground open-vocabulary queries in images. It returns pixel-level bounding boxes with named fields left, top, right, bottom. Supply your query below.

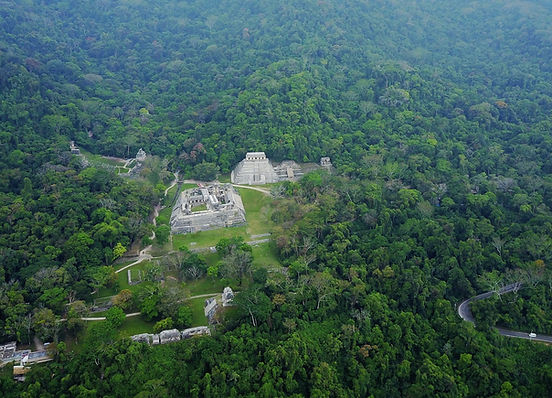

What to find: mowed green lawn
left=184, top=277, right=227, bottom=296
left=251, top=243, right=281, bottom=269
left=172, top=226, right=248, bottom=250
left=118, top=316, right=155, bottom=338
left=156, top=207, right=172, bottom=226
left=80, top=149, right=126, bottom=167
left=115, top=260, right=153, bottom=290
left=163, top=185, right=178, bottom=207
left=78, top=316, right=155, bottom=343
left=188, top=297, right=210, bottom=327
left=237, top=188, right=274, bottom=236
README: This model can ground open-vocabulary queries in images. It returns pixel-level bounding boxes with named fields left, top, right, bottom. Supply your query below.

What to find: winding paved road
left=458, top=282, right=552, bottom=343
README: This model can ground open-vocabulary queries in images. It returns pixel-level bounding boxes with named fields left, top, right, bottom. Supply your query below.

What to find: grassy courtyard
left=237, top=188, right=274, bottom=236
left=192, top=204, right=208, bottom=212
left=184, top=277, right=227, bottom=296
left=188, top=297, right=211, bottom=327
left=172, top=226, right=248, bottom=250
left=251, top=242, right=280, bottom=269
left=118, top=316, right=156, bottom=338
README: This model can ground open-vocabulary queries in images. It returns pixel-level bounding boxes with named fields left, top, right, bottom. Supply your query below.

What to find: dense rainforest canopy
left=2, top=0, right=552, bottom=397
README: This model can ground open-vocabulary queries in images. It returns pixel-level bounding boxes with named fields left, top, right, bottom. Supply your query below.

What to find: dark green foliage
left=155, top=225, right=170, bottom=245
left=2, top=0, right=552, bottom=397
left=472, top=284, right=552, bottom=334
left=105, top=306, right=126, bottom=329
left=191, top=162, right=219, bottom=181
left=174, top=306, right=193, bottom=329
left=153, top=317, right=173, bottom=334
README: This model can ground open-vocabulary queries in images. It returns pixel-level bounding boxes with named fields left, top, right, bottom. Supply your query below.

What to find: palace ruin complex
left=170, top=183, right=246, bottom=234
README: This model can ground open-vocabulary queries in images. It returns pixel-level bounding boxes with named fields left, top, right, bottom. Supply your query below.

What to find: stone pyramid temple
left=231, top=152, right=279, bottom=185
left=231, top=152, right=332, bottom=185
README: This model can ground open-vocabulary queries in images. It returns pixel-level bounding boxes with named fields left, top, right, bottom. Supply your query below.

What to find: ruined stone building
left=231, top=152, right=331, bottom=185
left=159, top=329, right=182, bottom=344
left=204, top=297, right=218, bottom=324
left=170, top=184, right=246, bottom=234
left=69, top=141, right=80, bottom=155
left=131, top=327, right=211, bottom=346
left=231, top=152, right=279, bottom=185
left=136, top=148, right=147, bottom=162
left=320, top=157, right=332, bottom=167
left=222, top=287, right=234, bottom=307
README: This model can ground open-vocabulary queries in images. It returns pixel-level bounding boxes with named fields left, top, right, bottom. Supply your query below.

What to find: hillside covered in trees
left=2, top=0, right=552, bottom=396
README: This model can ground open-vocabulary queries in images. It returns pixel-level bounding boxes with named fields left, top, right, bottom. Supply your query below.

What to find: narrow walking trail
left=231, top=183, right=271, bottom=196
left=116, top=174, right=178, bottom=274
left=81, top=312, right=141, bottom=321
left=165, top=172, right=179, bottom=196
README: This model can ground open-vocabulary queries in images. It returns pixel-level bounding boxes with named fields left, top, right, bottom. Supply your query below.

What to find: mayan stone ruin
left=69, top=141, right=80, bottom=155
left=131, top=326, right=211, bottom=346
left=231, top=152, right=279, bottom=185
left=231, top=152, right=331, bottom=185
left=170, top=183, right=246, bottom=234
left=135, top=148, right=147, bottom=162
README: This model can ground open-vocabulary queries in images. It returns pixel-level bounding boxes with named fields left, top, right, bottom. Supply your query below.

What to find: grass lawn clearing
left=163, top=185, right=179, bottom=206
left=116, top=167, right=130, bottom=174
left=150, top=241, right=173, bottom=257
left=172, top=226, right=248, bottom=250
left=156, top=207, right=172, bottom=226
left=181, top=183, right=198, bottom=190
left=80, top=149, right=125, bottom=167
left=251, top=242, right=281, bottom=269
left=118, top=316, right=155, bottom=338
left=116, top=260, right=153, bottom=290
left=237, top=188, right=274, bottom=236
left=184, top=277, right=227, bottom=296
left=188, top=297, right=211, bottom=327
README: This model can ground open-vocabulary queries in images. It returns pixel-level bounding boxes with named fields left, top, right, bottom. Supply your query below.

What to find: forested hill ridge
left=2, top=0, right=552, bottom=173
left=2, top=0, right=552, bottom=397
